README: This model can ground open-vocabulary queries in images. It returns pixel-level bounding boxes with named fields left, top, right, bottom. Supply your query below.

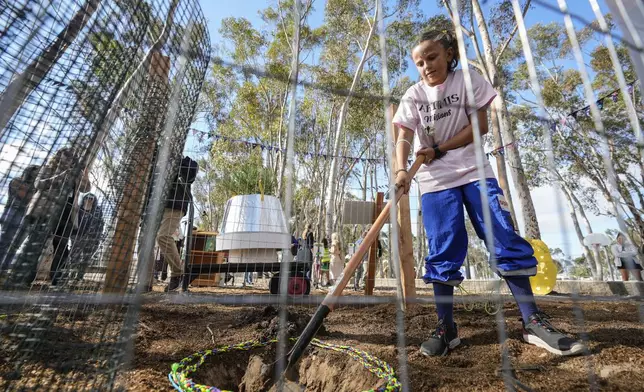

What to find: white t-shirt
left=393, top=69, right=497, bottom=194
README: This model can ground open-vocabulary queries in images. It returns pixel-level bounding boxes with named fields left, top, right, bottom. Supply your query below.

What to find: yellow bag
left=527, top=239, right=557, bottom=295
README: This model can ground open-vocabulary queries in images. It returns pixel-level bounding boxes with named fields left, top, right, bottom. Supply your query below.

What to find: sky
left=191, top=0, right=628, bottom=258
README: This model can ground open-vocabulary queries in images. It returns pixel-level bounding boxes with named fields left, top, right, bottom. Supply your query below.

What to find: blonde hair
left=331, top=232, right=342, bottom=254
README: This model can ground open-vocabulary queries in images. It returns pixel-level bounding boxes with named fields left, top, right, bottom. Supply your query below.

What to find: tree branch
left=516, top=91, right=540, bottom=107
left=301, top=0, right=314, bottom=22
left=383, top=0, right=409, bottom=19
left=469, top=59, right=485, bottom=73
left=468, top=4, right=489, bottom=77
left=277, top=0, right=293, bottom=53
left=495, top=0, right=532, bottom=66
left=443, top=0, right=476, bottom=38
left=364, top=11, right=373, bottom=30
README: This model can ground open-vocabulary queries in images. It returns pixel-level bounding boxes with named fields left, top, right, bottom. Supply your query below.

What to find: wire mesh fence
left=0, top=0, right=210, bottom=389
left=1, top=0, right=643, bottom=391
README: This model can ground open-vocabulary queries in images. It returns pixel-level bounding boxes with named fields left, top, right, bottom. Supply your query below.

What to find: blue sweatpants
left=421, top=178, right=537, bottom=286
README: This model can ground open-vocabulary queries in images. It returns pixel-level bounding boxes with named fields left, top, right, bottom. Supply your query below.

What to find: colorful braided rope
left=168, top=337, right=401, bottom=392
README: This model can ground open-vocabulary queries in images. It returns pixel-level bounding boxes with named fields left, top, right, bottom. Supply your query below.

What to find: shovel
left=284, top=155, right=425, bottom=374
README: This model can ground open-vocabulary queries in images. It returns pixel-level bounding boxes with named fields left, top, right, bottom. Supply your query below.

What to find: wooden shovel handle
left=322, top=155, right=425, bottom=310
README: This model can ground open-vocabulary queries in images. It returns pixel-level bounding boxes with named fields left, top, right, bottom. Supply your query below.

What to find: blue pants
left=421, top=178, right=537, bottom=286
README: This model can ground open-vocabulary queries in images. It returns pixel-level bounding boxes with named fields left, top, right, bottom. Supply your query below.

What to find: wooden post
left=103, top=53, right=170, bottom=294
left=389, top=104, right=417, bottom=305
left=365, top=192, right=384, bottom=295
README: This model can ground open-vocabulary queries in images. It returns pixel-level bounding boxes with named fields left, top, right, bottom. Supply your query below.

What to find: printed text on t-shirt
left=417, top=93, right=460, bottom=124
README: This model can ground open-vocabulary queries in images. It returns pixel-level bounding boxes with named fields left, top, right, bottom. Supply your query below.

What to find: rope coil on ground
left=168, top=336, right=401, bottom=392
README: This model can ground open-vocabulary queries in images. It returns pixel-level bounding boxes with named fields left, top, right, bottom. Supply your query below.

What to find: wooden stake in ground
left=103, top=53, right=170, bottom=294
left=365, top=192, right=384, bottom=295
left=388, top=104, right=416, bottom=304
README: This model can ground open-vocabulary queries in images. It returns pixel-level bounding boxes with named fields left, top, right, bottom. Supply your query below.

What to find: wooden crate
left=189, top=250, right=227, bottom=287
left=189, top=231, right=227, bottom=287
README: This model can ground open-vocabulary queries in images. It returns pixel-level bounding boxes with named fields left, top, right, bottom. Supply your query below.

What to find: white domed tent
left=217, top=194, right=290, bottom=262
left=189, top=194, right=311, bottom=295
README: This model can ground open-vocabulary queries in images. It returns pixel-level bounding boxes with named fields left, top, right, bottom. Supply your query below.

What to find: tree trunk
left=496, top=93, right=541, bottom=238
left=610, top=143, right=644, bottom=241
left=565, top=182, right=603, bottom=278
left=470, top=0, right=540, bottom=239
left=324, top=7, right=377, bottom=239
left=603, top=246, right=616, bottom=280
left=314, top=106, right=335, bottom=238
left=276, top=78, right=291, bottom=197
left=362, top=163, right=368, bottom=201
left=623, top=172, right=644, bottom=235
left=373, top=144, right=379, bottom=198
left=279, top=0, right=303, bottom=242
left=490, top=101, right=519, bottom=230
left=315, top=178, right=326, bottom=239
left=370, top=159, right=376, bottom=200
left=573, top=133, right=638, bottom=246
left=0, top=0, right=102, bottom=139
left=560, top=181, right=600, bottom=279
left=104, top=53, right=170, bottom=293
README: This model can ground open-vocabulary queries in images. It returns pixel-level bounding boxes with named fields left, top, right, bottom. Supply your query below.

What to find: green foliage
left=510, top=17, right=643, bottom=241
left=570, top=256, right=592, bottom=279
left=195, top=0, right=421, bottom=234
left=219, top=156, right=277, bottom=197
left=590, top=44, right=637, bottom=91
left=549, top=247, right=571, bottom=275
left=220, top=17, right=266, bottom=63
left=490, top=0, right=525, bottom=40
left=421, top=14, right=453, bottom=37
left=71, top=0, right=202, bottom=125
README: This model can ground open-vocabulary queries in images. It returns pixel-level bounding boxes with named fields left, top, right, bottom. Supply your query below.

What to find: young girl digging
left=393, top=28, right=585, bottom=357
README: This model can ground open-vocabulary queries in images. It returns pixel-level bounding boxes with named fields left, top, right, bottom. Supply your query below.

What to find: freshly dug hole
left=193, top=348, right=388, bottom=392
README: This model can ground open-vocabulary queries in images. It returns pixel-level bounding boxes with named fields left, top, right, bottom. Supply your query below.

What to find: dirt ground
left=1, top=285, right=642, bottom=391
left=116, top=288, right=644, bottom=392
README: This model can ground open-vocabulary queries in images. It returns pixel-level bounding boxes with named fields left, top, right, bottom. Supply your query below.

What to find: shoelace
left=531, top=312, right=561, bottom=334
left=431, top=321, right=448, bottom=338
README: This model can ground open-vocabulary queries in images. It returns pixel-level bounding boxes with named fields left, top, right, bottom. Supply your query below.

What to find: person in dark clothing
left=49, top=167, right=91, bottom=286
left=49, top=195, right=76, bottom=285
left=4, top=148, right=90, bottom=288
left=68, top=192, right=104, bottom=281
left=299, top=224, right=314, bottom=263
left=291, top=234, right=299, bottom=258
left=153, top=156, right=198, bottom=292
left=0, top=165, right=40, bottom=272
